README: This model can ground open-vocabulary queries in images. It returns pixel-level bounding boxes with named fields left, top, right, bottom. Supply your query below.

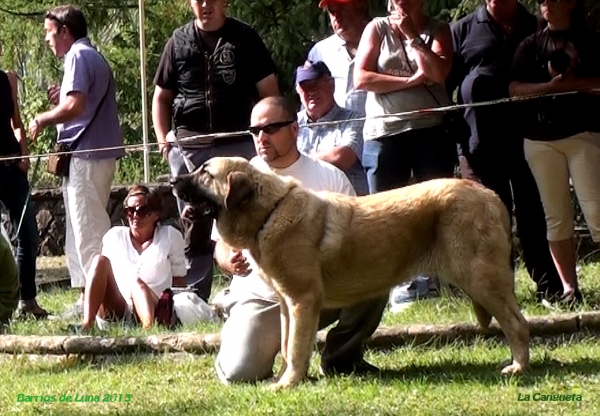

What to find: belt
left=213, top=135, right=252, bottom=146
left=175, top=134, right=252, bottom=149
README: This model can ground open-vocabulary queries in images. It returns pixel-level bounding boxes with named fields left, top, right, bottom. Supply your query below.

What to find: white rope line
left=0, top=88, right=596, bottom=163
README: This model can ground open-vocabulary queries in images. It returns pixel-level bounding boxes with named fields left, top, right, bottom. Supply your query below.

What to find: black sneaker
left=320, top=359, right=381, bottom=377
left=16, top=301, right=49, bottom=320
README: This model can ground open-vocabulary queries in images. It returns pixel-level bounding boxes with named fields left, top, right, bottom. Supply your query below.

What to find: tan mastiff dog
left=171, top=157, right=529, bottom=390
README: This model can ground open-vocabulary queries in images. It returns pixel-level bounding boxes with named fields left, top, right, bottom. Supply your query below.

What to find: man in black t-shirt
left=151, top=0, right=279, bottom=301
left=448, top=0, right=564, bottom=303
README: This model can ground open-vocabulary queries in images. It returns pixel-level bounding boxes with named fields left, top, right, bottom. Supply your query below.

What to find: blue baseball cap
left=294, top=61, right=332, bottom=85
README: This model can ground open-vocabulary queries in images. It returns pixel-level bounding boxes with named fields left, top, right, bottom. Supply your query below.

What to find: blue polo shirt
left=449, top=5, right=537, bottom=155
left=57, top=38, right=124, bottom=160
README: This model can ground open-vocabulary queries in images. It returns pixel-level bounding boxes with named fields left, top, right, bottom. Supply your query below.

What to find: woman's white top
left=101, top=225, right=187, bottom=305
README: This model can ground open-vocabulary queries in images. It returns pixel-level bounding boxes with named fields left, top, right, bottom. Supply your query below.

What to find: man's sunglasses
left=124, top=204, right=152, bottom=218
left=248, top=120, right=295, bottom=136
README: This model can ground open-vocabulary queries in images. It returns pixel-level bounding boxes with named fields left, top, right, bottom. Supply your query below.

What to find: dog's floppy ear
left=224, top=171, right=255, bottom=210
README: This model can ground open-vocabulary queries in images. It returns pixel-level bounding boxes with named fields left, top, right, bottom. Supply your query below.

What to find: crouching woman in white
left=77, top=185, right=187, bottom=331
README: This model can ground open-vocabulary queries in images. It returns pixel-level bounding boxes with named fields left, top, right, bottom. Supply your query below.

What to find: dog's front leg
left=270, top=294, right=321, bottom=391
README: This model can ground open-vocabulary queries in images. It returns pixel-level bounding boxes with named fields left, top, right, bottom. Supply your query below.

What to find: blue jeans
left=362, top=124, right=456, bottom=193
left=0, top=164, right=38, bottom=301
left=167, top=138, right=256, bottom=301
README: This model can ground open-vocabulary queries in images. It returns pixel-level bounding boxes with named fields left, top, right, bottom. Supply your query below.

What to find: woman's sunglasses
left=248, top=120, right=295, bottom=136
left=124, top=204, right=152, bottom=219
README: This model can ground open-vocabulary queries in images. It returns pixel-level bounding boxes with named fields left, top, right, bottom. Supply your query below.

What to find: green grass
left=2, top=261, right=600, bottom=415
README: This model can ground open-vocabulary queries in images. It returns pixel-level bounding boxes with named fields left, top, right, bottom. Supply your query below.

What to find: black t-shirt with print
left=153, top=18, right=277, bottom=135
left=511, top=28, right=600, bottom=141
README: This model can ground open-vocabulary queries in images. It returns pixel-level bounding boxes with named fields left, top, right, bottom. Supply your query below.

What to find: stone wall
left=1, top=184, right=180, bottom=256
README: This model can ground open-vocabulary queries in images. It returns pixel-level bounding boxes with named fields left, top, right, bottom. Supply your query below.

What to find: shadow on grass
left=15, top=347, right=600, bottom=391
left=12, top=352, right=182, bottom=377
left=363, top=355, right=600, bottom=387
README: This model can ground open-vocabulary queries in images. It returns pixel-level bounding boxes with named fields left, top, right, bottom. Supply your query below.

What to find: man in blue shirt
left=295, top=61, right=368, bottom=196
left=30, top=5, right=124, bottom=316
left=448, top=0, right=563, bottom=303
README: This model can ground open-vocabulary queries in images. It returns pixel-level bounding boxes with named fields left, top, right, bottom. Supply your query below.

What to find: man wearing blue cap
left=295, top=60, right=368, bottom=196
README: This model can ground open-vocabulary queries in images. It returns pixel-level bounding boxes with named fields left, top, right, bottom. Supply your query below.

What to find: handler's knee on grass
left=215, top=297, right=282, bottom=384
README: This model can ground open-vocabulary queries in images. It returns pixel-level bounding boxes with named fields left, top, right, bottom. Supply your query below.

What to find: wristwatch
left=410, top=36, right=427, bottom=51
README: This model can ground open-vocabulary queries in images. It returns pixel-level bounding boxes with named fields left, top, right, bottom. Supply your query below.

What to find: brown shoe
left=16, top=302, right=49, bottom=320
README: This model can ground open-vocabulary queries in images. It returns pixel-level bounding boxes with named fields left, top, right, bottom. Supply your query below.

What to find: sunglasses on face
left=248, top=120, right=295, bottom=136
left=124, top=204, right=152, bottom=219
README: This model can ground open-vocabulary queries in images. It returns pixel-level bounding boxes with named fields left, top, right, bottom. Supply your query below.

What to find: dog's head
left=170, top=157, right=259, bottom=219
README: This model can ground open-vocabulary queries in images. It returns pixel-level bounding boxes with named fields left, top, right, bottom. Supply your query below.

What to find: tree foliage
left=0, top=0, right=598, bottom=185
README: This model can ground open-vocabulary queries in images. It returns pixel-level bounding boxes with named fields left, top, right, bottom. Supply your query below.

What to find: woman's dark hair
left=123, top=185, right=162, bottom=217
left=538, top=0, right=588, bottom=31
left=45, top=5, right=88, bottom=40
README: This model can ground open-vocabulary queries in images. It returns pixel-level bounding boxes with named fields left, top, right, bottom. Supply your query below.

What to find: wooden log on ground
left=0, top=312, right=599, bottom=355
left=0, top=333, right=222, bottom=355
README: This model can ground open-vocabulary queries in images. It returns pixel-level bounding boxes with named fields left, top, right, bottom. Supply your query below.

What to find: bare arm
left=7, top=73, right=26, bottom=152
left=36, top=92, right=86, bottom=127
left=510, top=75, right=600, bottom=97
left=313, top=146, right=358, bottom=172
left=28, top=92, right=86, bottom=141
left=151, top=86, right=175, bottom=154
left=354, top=21, right=425, bottom=94
left=256, top=74, right=280, bottom=99
left=409, top=23, right=454, bottom=84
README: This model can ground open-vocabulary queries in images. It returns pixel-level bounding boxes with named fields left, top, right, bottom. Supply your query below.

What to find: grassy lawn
left=1, top=259, right=599, bottom=415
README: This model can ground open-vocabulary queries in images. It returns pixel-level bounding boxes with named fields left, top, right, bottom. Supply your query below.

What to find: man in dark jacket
left=152, top=0, right=279, bottom=301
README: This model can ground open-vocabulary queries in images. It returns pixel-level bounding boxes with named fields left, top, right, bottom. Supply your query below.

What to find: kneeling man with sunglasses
left=68, top=185, right=187, bottom=333
left=212, top=96, right=387, bottom=384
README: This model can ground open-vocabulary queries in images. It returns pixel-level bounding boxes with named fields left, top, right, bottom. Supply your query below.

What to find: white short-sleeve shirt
left=101, top=225, right=187, bottom=305
left=213, top=155, right=356, bottom=300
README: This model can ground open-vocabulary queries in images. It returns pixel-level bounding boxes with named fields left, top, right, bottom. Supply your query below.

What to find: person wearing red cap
left=308, top=0, right=370, bottom=116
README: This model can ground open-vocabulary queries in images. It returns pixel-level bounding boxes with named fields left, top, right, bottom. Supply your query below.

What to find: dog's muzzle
left=170, top=175, right=218, bottom=218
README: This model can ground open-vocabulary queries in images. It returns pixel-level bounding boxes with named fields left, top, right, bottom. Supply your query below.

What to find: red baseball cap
left=318, top=0, right=355, bottom=9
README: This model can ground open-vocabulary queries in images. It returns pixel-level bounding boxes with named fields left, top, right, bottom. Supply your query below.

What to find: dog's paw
left=267, top=375, right=301, bottom=391
left=501, top=362, right=524, bottom=375
left=268, top=381, right=290, bottom=392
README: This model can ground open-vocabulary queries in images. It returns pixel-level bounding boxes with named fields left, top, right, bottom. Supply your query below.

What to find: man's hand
left=27, top=119, right=41, bottom=141
left=225, top=249, right=252, bottom=277
left=47, top=84, right=60, bottom=106
left=159, top=143, right=171, bottom=162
